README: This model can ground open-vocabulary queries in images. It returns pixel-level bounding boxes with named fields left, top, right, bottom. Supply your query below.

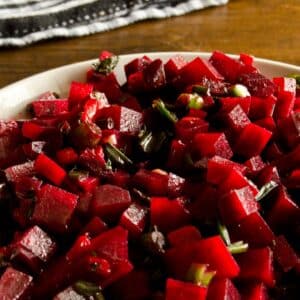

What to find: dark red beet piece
left=167, top=139, right=186, bottom=170
left=164, top=54, right=186, bottom=81
left=5, top=161, right=35, bottom=183
left=32, top=184, right=78, bottom=233
left=167, top=172, right=186, bottom=198
left=78, top=146, right=106, bottom=175
left=219, top=186, right=259, bottom=225
left=150, top=197, right=190, bottom=233
left=68, top=81, right=93, bottom=105
left=22, top=141, right=46, bottom=159
left=143, top=59, right=166, bottom=91
left=167, top=225, right=201, bottom=248
left=32, top=99, right=69, bottom=118
left=244, top=156, right=266, bottom=177
left=207, top=278, right=241, bottom=300
left=0, top=267, right=33, bottom=300
left=166, top=278, right=207, bottom=300
left=56, top=147, right=78, bottom=165
left=125, top=55, right=152, bottom=78
left=13, top=225, right=56, bottom=271
left=225, top=104, right=251, bottom=133
left=219, top=97, right=251, bottom=114
left=53, top=287, right=85, bottom=300
left=80, top=216, right=107, bottom=238
left=241, top=283, right=268, bottom=300
left=249, top=96, right=276, bottom=120
left=236, top=247, right=275, bottom=287
left=91, top=184, right=132, bottom=221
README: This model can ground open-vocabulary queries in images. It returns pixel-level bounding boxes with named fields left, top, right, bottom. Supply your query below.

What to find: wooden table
left=0, top=0, right=299, bottom=88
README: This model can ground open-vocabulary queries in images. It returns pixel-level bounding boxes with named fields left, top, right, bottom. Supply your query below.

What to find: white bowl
left=0, top=52, right=299, bottom=120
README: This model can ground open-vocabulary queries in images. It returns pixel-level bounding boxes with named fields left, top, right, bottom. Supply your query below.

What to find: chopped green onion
left=218, top=222, right=231, bottom=246
left=228, top=241, right=249, bottom=254
left=131, top=188, right=151, bottom=205
left=93, top=55, right=119, bottom=75
left=186, top=263, right=216, bottom=287
left=69, top=168, right=89, bottom=181
left=287, top=74, right=300, bottom=85
left=192, top=85, right=210, bottom=96
left=255, top=181, right=278, bottom=202
left=73, top=280, right=102, bottom=297
left=229, top=84, right=250, bottom=97
left=188, top=94, right=204, bottom=110
left=104, top=143, right=133, bottom=167
left=152, top=99, right=178, bottom=123
left=139, top=130, right=167, bottom=153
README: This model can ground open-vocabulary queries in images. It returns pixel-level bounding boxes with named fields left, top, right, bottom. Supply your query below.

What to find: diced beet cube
left=13, top=225, right=56, bottom=271
left=275, top=144, right=300, bottom=174
left=5, top=161, right=35, bottom=182
left=254, top=116, right=276, bottom=132
left=81, top=94, right=109, bottom=122
left=193, top=132, right=233, bottom=160
left=76, top=192, right=93, bottom=215
left=230, top=212, right=274, bottom=247
left=56, top=147, right=78, bottom=165
left=22, top=141, right=46, bottom=159
left=78, top=146, right=106, bottom=175
left=207, top=156, right=246, bottom=185
left=81, top=216, right=107, bottom=238
left=225, top=104, right=251, bottom=133
left=35, top=153, right=66, bottom=186
left=218, top=169, right=259, bottom=196
left=14, top=176, right=42, bottom=200
left=143, top=59, right=166, bottom=91
left=120, top=203, right=148, bottom=237
left=219, top=186, right=259, bottom=225
left=219, top=97, right=251, bottom=114
left=132, top=169, right=168, bottom=196
left=53, top=287, right=85, bottom=300
left=91, top=184, right=131, bottom=221
left=32, top=184, right=78, bottom=233
left=177, top=56, right=223, bottom=88
left=264, top=142, right=283, bottom=162
left=207, top=278, right=241, bottom=300
left=242, top=283, right=268, bottom=300
left=167, top=139, right=186, bottom=170
left=188, top=184, right=218, bottom=223
left=275, top=91, right=296, bottom=121
left=175, top=117, right=209, bottom=143
left=167, top=225, right=201, bottom=248
left=164, top=55, right=186, bottom=80
left=127, top=71, right=145, bottom=94
left=236, top=247, right=275, bottom=287
left=209, top=51, right=247, bottom=82
left=32, top=99, right=68, bottom=118
left=234, top=123, right=272, bottom=158
left=166, top=278, right=207, bottom=300
left=165, top=236, right=240, bottom=279
left=125, top=55, right=152, bottom=78
left=107, top=170, right=130, bottom=188
left=0, top=267, right=33, bottom=300
left=273, top=77, right=296, bottom=95
left=239, top=72, right=276, bottom=98
left=239, top=53, right=254, bottom=66
left=256, top=165, right=281, bottom=187
left=244, top=156, right=266, bottom=176
left=151, top=197, right=190, bottom=233
left=167, top=173, right=185, bottom=198
left=98, top=105, right=143, bottom=134
left=278, top=111, right=300, bottom=148
left=273, top=235, right=299, bottom=272
left=287, top=168, right=300, bottom=188
left=68, top=81, right=93, bottom=105
left=249, top=96, right=276, bottom=120
left=66, top=234, right=91, bottom=261
left=267, top=186, right=300, bottom=230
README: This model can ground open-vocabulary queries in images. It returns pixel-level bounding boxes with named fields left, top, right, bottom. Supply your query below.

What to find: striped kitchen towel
left=0, top=0, right=228, bottom=47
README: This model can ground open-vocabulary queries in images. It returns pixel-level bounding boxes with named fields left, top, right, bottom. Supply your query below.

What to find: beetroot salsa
left=0, top=51, right=299, bottom=300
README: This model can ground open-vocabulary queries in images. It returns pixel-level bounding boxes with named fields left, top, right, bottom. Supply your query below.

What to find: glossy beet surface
left=0, top=51, right=299, bottom=299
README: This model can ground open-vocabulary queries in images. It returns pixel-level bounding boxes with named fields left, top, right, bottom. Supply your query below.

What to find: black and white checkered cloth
left=0, top=0, right=228, bottom=47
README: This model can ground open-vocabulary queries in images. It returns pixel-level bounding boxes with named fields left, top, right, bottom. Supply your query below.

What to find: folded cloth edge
left=0, top=0, right=228, bottom=47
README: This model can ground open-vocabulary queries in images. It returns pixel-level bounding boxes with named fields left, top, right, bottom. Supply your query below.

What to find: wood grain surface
left=0, top=0, right=299, bottom=88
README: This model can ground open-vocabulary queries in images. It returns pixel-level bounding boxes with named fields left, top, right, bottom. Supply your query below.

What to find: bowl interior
left=0, top=52, right=299, bottom=120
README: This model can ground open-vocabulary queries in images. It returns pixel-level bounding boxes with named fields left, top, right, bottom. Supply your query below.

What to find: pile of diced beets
left=0, top=50, right=299, bottom=300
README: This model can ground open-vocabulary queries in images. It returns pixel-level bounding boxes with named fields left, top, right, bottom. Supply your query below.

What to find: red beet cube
left=249, top=96, right=276, bottom=120
left=164, top=55, right=187, bottom=80
left=207, top=278, right=241, bottom=300
left=98, top=105, right=143, bottom=134
left=14, top=176, right=42, bottom=200
left=273, top=235, right=299, bottom=272
left=124, top=55, right=151, bottom=78
left=120, top=203, right=148, bottom=237
left=167, top=172, right=185, bottom=198
left=68, top=81, right=93, bottom=105
left=143, top=59, right=166, bottom=91
left=91, top=184, right=132, bottom=221
left=5, top=161, right=35, bottom=183
left=32, top=184, right=78, bottom=233
left=35, top=153, right=66, bottom=185
left=207, top=155, right=246, bottom=185
left=13, top=225, right=56, bottom=271
left=234, top=123, right=272, bottom=158
left=56, top=147, right=78, bottom=165
left=78, top=146, right=106, bottom=175
left=256, top=165, right=280, bottom=187
left=236, top=247, right=275, bottom=287
left=22, top=141, right=46, bottom=159
left=165, top=236, right=240, bottom=279
left=287, top=168, right=300, bottom=188
left=275, top=91, right=295, bottom=120
left=108, top=170, right=130, bottom=188
left=242, top=283, right=268, bottom=300
left=273, top=77, right=297, bottom=95
left=230, top=212, right=274, bottom=247
left=81, top=216, right=107, bottom=238
left=244, top=156, right=266, bottom=177
left=175, top=117, right=209, bottom=143
left=193, top=132, right=233, bottom=160
left=167, top=139, right=186, bottom=170
left=32, top=99, right=69, bottom=118
left=219, top=97, right=251, bottom=114
left=219, top=186, right=259, bottom=225
left=166, top=278, right=207, bottom=300
left=0, top=267, right=33, bottom=300
left=225, top=104, right=251, bottom=133
left=151, top=197, right=190, bottom=233
left=167, top=225, right=201, bottom=248
left=53, top=287, right=85, bottom=300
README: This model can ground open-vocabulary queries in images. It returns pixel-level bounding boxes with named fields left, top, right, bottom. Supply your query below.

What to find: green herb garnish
left=218, top=222, right=231, bottom=246
left=93, top=55, right=119, bottom=75
left=73, top=280, right=103, bottom=298
left=104, top=143, right=133, bottom=167
left=255, top=181, right=278, bottom=202
left=152, top=99, right=178, bottom=123
left=192, top=85, right=209, bottom=96
left=186, top=263, right=216, bottom=287
left=228, top=241, right=249, bottom=254
left=139, top=130, right=167, bottom=154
